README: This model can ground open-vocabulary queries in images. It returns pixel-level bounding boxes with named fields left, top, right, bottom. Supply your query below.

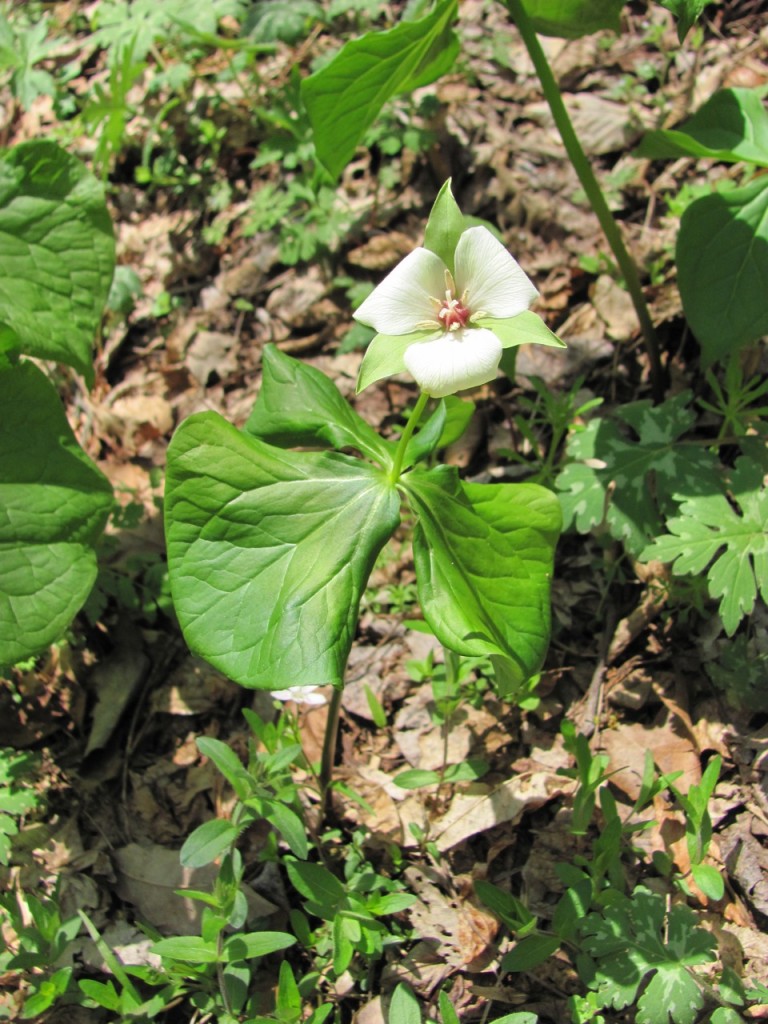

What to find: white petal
left=271, top=685, right=327, bottom=706
left=403, top=328, right=502, bottom=398
left=353, top=247, right=447, bottom=335
left=454, top=226, right=539, bottom=318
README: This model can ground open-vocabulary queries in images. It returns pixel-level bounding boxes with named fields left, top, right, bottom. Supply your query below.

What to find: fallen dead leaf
left=114, top=843, right=278, bottom=935
left=429, top=771, right=576, bottom=852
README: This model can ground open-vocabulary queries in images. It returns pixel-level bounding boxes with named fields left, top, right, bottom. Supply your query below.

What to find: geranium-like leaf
left=676, top=177, right=768, bottom=365
left=557, top=393, right=720, bottom=555
left=246, top=344, right=394, bottom=465
left=0, top=140, right=115, bottom=384
left=640, top=454, right=768, bottom=635
left=403, top=466, right=560, bottom=694
left=580, top=887, right=716, bottom=1024
left=0, top=361, right=113, bottom=666
left=164, top=413, right=400, bottom=689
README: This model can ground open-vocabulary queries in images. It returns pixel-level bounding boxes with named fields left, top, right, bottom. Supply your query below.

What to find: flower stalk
left=504, top=0, right=663, bottom=401
left=319, top=684, right=344, bottom=819
left=389, top=392, right=430, bottom=484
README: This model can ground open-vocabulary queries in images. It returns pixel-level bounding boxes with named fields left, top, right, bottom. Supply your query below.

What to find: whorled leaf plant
left=163, top=181, right=564, bottom=804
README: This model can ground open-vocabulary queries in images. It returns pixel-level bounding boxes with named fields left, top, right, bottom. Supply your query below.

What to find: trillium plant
left=163, top=181, right=565, bottom=804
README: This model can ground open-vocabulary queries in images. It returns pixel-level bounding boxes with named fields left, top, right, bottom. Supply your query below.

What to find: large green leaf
left=637, top=88, right=768, bottom=167
left=164, top=414, right=400, bottom=689
left=520, top=0, right=623, bottom=38
left=403, top=466, right=560, bottom=693
left=0, top=141, right=115, bottom=384
left=0, top=361, right=113, bottom=666
left=657, top=0, right=710, bottom=42
left=302, top=0, right=458, bottom=179
left=246, top=344, right=394, bottom=465
left=676, top=177, right=768, bottom=365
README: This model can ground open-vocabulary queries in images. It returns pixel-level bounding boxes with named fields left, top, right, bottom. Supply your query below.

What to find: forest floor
left=2, top=1, right=768, bottom=1021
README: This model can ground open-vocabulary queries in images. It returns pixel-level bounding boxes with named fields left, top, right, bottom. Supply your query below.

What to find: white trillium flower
left=270, top=685, right=327, bottom=706
left=354, top=226, right=539, bottom=398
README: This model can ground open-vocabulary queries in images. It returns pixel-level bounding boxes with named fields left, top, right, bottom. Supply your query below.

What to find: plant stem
left=389, top=392, right=430, bottom=484
left=319, top=684, right=343, bottom=819
left=504, top=0, right=664, bottom=402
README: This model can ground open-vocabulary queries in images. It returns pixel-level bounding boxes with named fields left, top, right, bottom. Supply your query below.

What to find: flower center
left=438, top=294, right=471, bottom=331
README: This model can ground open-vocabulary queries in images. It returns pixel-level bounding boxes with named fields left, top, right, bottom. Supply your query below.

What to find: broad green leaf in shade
left=501, top=934, right=561, bottom=971
left=690, top=863, right=725, bottom=902
left=637, top=88, right=768, bottom=167
left=403, top=466, right=561, bottom=694
left=578, top=887, right=716, bottom=1024
left=357, top=312, right=563, bottom=393
left=246, top=344, right=394, bottom=466
left=423, top=179, right=465, bottom=276
left=519, top=0, right=623, bottom=38
left=164, top=413, right=400, bottom=690
left=196, top=736, right=253, bottom=799
left=150, top=932, right=295, bottom=964
left=0, top=362, right=113, bottom=666
left=265, top=802, right=308, bottom=859
left=387, top=983, right=422, bottom=1024
left=640, top=455, right=768, bottom=635
left=0, top=141, right=115, bottom=384
left=222, top=931, right=296, bottom=961
left=302, top=0, right=458, bottom=179
left=180, top=818, right=240, bottom=869
left=676, top=177, right=768, bottom=365
left=556, top=393, right=721, bottom=555
left=658, top=0, right=711, bottom=42
left=285, top=860, right=346, bottom=913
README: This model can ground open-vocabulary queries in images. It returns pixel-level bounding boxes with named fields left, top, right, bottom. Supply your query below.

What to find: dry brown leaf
left=114, top=843, right=277, bottom=935
left=600, top=717, right=701, bottom=802
left=430, top=771, right=575, bottom=852
left=402, top=865, right=499, bottom=972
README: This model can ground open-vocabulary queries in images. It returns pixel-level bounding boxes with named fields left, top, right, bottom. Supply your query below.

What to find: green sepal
left=164, top=413, right=401, bottom=690
left=356, top=329, right=435, bottom=393
left=403, top=466, right=561, bottom=693
left=475, top=310, right=566, bottom=350
left=246, top=344, right=394, bottom=466
left=423, top=178, right=465, bottom=277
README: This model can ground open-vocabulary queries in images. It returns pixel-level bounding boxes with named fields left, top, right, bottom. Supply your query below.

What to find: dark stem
left=504, top=0, right=664, bottom=402
left=319, top=685, right=343, bottom=821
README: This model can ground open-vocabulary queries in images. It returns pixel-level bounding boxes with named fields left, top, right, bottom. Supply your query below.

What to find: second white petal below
left=403, top=327, right=503, bottom=398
